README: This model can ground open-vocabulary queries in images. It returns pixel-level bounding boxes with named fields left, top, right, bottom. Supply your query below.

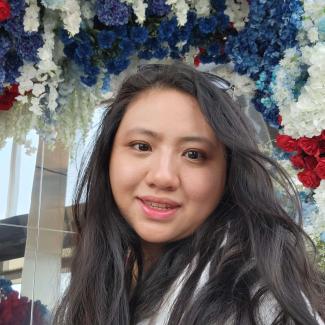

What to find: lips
left=138, top=196, right=181, bottom=208
left=137, top=196, right=181, bottom=220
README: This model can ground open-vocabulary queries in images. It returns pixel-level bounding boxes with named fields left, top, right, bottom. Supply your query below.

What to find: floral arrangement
left=0, top=278, right=49, bottom=324
left=0, top=0, right=302, bottom=145
left=269, top=0, right=325, bottom=244
left=0, top=0, right=324, bottom=248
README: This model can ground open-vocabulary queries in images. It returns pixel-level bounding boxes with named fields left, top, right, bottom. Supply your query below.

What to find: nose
left=145, top=150, right=180, bottom=191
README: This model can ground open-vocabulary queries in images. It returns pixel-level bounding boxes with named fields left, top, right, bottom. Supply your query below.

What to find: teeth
left=144, top=201, right=173, bottom=210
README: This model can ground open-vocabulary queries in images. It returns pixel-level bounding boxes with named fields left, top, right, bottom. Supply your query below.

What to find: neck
left=130, top=241, right=165, bottom=291
left=141, top=240, right=164, bottom=271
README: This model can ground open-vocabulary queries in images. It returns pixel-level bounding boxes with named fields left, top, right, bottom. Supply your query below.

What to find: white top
left=137, top=260, right=324, bottom=325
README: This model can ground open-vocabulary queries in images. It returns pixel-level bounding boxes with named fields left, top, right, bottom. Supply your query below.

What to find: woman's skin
left=109, top=87, right=227, bottom=269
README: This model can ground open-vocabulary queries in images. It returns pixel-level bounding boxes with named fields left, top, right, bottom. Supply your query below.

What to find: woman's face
left=109, top=88, right=227, bottom=246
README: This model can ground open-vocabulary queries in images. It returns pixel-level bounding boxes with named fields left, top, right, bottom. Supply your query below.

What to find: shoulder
left=137, top=261, right=325, bottom=325
left=255, top=287, right=324, bottom=325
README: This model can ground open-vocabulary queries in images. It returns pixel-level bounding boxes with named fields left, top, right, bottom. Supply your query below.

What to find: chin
left=138, top=231, right=175, bottom=244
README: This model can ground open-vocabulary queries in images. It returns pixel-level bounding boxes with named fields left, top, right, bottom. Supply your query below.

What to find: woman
left=53, top=63, right=325, bottom=324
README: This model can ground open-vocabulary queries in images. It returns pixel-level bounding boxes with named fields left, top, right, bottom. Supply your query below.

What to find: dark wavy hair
left=53, top=63, right=325, bottom=325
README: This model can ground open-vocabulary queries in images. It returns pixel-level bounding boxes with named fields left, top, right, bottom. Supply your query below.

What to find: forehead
left=116, top=88, right=219, bottom=144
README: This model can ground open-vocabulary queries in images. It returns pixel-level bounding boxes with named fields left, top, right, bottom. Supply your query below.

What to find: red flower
left=0, top=0, right=10, bottom=22
left=0, top=291, right=31, bottom=324
left=297, top=136, right=318, bottom=156
left=315, top=158, right=325, bottom=179
left=276, top=134, right=298, bottom=152
left=321, top=129, right=325, bottom=140
left=0, top=84, right=19, bottom=111
left=194, top=55, right=201, bottom=67
left=304, top=156, right=318, bottom=170
left=277, top=114, right=282, bottom=126
left=297, top=170, right=321, bottom=188
left=316, top=140, right=325, bottom=158
left=290, top=154, right=305, bottom=169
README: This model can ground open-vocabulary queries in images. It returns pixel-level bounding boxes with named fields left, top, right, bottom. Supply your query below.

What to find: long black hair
left=53, top=63, right=325, bottom=325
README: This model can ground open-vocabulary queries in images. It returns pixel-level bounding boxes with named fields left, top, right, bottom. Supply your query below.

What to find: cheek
left=109, top=151, right=142, bottom=195
left=182, top=166, right=226, bottom=204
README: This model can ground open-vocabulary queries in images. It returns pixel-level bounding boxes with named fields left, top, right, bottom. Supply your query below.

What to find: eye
left=184, top=150, right=206, bottom=161
left=131, top=142, right=151, bottom=152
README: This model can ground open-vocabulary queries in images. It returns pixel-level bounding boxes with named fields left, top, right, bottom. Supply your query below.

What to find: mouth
left=137, top=198, right=180, bottom=220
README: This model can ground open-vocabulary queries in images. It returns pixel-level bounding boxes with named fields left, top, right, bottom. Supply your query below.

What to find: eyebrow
left=125, top=127, right=216, bottom=149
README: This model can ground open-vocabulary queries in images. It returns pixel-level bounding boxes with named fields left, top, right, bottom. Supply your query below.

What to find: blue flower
left=97, top=30, right=116, bottom=49
left=130, top=26, right=148, bottom=45
left=4, top=52, right=23, bottom=84
left=207, top=43, right=220, bottom=56
left=119, top=38, right=136, bottom=57
left=210, top=0, right=226, bottom=11
left=213, top=12, right=229, bottom=31
left=176, top=25, right=191, bottom=41
left=96, top=0, right=130, bottom=26
left=152, top=47, right=169, bottom=59
left=198, top=16, right=217, bottom=34
left=224, top=0, right=302, bottom=129
left=63, top=43, right=78, bottom=60
left=77, top=30, right=93, bottom=45
left=0, top=35, right=12, bottom=58
left=158, top=17, right=177, bottom=41
left=145, top=37, right=160, bottom=51
left=80, top=60, right=100, bottom=87
left=147, top=0, right=171, bottom=16
left=0, top=65, right=6, bottom=92
left=200, top=53, right=214, bottom=64
left=9, top=0, right=25, bottom=17
left=186, top=11, right=197, bottom=28
left=17, top=33, right=44, bottom=62
left=138, top=49, right=153, bottom=60
left=112, top=25, right=128, bottom=39
left=170, top=50, right=181, bottom=59
left=75, top=42, right=93, bottom=62
left=80, top=61, right=100, bottom=87
left=180, top=43, right=190, bottom=55
left=106, top=57, right=129, bottom=74
left=113, top=57, right=129, bottom=74
left=59, top=28, right=74, bottom=45
left=3, top=14, right=24, bottom=38
left=0, top=278, right=13, bottom=295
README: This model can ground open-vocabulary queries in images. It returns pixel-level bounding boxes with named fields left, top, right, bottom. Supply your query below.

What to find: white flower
left=48, top=84, right=59, bottom=111
left=203, top=62, right=256, bottom=98
left=298, top=0, right=325, bottom=43
left=16, top=64, right=37, bottom=95
left=225, top=0, right=249, bottom=31
left=307, top=27, right=319, bottom=42
left=166, top=0, right=189, bottom=26
left=60, top=1, right=81, bottom=37
left=32, top=83, right=46, bottom=97
left=29, top=97, right=43, bottom=115
left=122, top=0, right=147, bottom=25
left=24, top=2, right=40, bottom=32
left=193, top=0, right=211, bottom=17
left=184, top=46, right=199, bottom=66
left=15, top=95, right=29, bottom=104
left=80, top=0, right=95, bottom=20
left=273, top=44, right=325, bottom=138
